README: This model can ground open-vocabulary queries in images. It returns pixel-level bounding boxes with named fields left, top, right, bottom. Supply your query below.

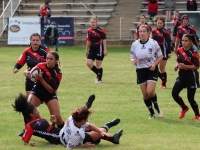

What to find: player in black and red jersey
left=174, top=14, right=199, bottom=53
left=151, top=18, right=171, bottom=88
left=135, top=14, right=152, bottom=40
left=27, top=52, right=64, bottom=129
left=13, top=33, right=50, bottom=96
left=85, top=17, right=108, bottom=83
left=172, top=34, right=200, bottom=120
left=171, top=11, right=181, bottom=50
left=12, top=93, right=96, bottom=146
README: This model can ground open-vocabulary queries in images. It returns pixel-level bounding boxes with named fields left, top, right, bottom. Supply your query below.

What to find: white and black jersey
left=59, top=116, right=89, bottom=149
left=130, top=38, right=162, bottom=69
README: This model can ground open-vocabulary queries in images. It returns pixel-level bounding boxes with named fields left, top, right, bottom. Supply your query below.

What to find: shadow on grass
left=157, top=117, right=200, bottom=128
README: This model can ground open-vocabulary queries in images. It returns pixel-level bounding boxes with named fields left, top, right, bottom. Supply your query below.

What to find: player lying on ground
left=12, top=93, right=123, bottom=148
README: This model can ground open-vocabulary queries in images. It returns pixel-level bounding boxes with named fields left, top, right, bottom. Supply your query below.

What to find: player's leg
left=172, top=79, right=188, bottom=118
left=46, top=98, right=64, bottom=128
left=95, top=46, right=104, bottom=83
left=159, top=60, right=167, bottom=88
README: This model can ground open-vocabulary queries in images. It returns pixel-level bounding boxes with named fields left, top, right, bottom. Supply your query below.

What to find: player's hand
left=149, top=64, right=155, bottom=71
left=131, top=58, right=137, bottom=65
left=168, top=54, right=172, bottom=58
left=177, top=63, right=185, bottom=69
left=174, top=65, right=178, bottom=71
left=34, top=72, right=43, bottom=81
left=50, top=115, right=57, bottom=123
left=104, top=50, right=108, bottom=56
left=82, top=142, right=95, bottom=148
left=13, top=68, right=19, bottom=74
left=23, top=67, right=31, bottom=78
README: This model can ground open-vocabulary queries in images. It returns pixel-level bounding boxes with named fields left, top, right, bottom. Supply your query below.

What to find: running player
left=13, top=33, right=50, bottom=96
left=135, top=14, right=152, bottom=40
left=174, top=14, right=199, bottom=53
left=85, top=17, right=108, bottom=83
left=151, top=18, right=171, bottom=88
left=172, top=34, right=200, bottom=120
left=130, top=25, right=163, bottom=119
left=27, top=52, right=64, bottom=128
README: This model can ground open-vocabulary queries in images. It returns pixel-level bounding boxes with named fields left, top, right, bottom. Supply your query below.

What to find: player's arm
left=13, top=50, right=27, bottom=73
left=103, top=39, right=107, bottom=56
left=22, top=125, right=35, bottom=146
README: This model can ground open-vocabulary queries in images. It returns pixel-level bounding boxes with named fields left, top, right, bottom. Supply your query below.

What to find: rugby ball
left=30, top=66, right=41, bottom=82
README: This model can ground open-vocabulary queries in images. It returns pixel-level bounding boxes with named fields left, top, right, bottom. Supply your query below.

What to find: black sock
left=161, top=72, right=167, bottom=86
left=101, top=118, right=119, bottom=131
left=158, top=71, right=162, bottom=80
left=91, top=65, right=98, bottom=75
left=151, top=94, right=160, bottom=113
left=97, top=68, right=103, bottom=80
left=57, top=122, right=64, bottom=129
left=101, top=135, right=114, bottom=143
left=144, top=98, right=155, bottom=115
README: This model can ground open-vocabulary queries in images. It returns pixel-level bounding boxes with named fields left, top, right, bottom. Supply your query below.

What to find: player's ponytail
left=12, top=93, right=34, bottom=123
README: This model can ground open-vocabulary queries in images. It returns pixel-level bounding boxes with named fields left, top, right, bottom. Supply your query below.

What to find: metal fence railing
left=0, top=0, right=22, bottom=37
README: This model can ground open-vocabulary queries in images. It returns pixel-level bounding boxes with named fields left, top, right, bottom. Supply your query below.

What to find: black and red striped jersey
left=86, top=26, right=106, bottom=45
left=14, top=45, right=50, bottom=70
left=36, top=62, right=62, bottom=91
left=176, top=47, right=199, bottom=70
left=176, top=24, right=197, bottom=47
left=22, top=117, right=61, bottom=144
left=135, top=23, right=152, bottom=37
left=151, top=27, right=171, bottom=54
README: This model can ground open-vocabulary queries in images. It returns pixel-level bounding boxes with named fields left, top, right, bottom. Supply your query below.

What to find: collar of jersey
left=139, top=38, right=149, bottom=44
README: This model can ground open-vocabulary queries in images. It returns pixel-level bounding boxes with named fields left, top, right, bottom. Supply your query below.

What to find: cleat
left=112, top=129, right=123, bottom=144
left=159, top=85, right=166, bottom=89
left=18, top=129, right=25, bottom=137
left=193, top=116, right=200, bottom=120
left=158, top=109, right=163, bottom=117
left=106, top=118, right=120, bottom=128
left=85, top=94, right=95, bottom=109
left=95, top=79, right=102, bottom=84
left=179, top=107, right=189, bottom=119
left=148, top=114, right=155, bottom=119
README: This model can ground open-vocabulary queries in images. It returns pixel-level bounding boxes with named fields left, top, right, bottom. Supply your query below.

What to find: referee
left=130, top=25, right=163, bottom=119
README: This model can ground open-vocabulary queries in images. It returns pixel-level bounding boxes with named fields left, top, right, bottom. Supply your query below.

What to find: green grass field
left=1, top=46, right=200, bottom=150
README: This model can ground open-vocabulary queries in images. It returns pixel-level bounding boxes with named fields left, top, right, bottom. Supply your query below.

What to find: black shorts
left=136, top=66, right=158, bottom=84
left=173, top=27, right=177, bottom=36
left=87, top=44, right=104, bottom=61
left=175, top=70, right=199, bottom=89
left=31, top=85, right=58, bottom=104
left=25, top=78, right=35, bottom=91
left=83, top=133, right=101, bottom=145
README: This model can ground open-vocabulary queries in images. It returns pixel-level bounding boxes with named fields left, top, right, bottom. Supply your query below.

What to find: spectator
left=165, top=0, right=175, bottom=22
left=148, top=0, right=158, bottom=22
left=38, top=2, right=51, bottom=18
left=44, top=21, right=59, bottom=52
left=187, top=0, right=197, bottom=11
left=39, top=5, right=47, bottom=24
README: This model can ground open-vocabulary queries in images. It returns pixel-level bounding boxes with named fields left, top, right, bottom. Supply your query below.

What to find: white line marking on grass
left=0, top=86, right=9, bottom=89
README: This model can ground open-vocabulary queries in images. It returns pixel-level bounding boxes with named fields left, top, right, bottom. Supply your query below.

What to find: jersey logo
left=141, top=45, right=146, bottom=49
left=148, top=48, right=152, bottom=54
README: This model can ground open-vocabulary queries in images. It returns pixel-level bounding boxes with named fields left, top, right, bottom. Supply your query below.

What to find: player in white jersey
left=130, top=25, right=164, bottom=119
left=59, top=106, right=123, bottom=149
